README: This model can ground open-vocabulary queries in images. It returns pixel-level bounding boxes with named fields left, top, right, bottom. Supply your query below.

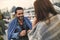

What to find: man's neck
left=18, top=19, right=23, bottom=25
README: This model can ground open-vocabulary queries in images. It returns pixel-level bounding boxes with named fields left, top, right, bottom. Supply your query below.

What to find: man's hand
left=19, top=30, right=26, bottom=37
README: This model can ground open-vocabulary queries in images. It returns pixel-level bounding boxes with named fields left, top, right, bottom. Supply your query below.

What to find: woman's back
left=28, top=14, right=60, bottom=40
left=41, top=14, right=60, bottom=40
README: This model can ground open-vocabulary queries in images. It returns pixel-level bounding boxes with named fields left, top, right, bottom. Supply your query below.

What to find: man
left=8, top=7, right=32, bottom=40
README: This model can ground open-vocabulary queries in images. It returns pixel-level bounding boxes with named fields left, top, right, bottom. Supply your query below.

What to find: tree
left=11, top=6, right=16, bottom=13
left=0, top=10, right=2, bottom=15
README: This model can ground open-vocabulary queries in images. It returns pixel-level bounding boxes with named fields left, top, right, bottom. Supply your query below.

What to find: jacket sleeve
left=25, top=17, right=32, bottom=30
left=11, top=32, right=19, bottom=39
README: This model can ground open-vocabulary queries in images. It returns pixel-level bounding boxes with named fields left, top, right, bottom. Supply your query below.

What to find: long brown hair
left=34, top=0, right=58, bottom=24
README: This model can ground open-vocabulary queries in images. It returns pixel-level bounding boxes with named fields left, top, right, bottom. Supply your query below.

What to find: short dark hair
left=15, top=7, right=23, bottom=14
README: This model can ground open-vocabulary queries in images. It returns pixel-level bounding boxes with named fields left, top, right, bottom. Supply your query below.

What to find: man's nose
left=20, top=14, right=23, bottom=16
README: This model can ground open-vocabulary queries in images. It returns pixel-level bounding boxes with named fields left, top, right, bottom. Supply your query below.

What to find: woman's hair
left=34, top=0, right=58, bottom=24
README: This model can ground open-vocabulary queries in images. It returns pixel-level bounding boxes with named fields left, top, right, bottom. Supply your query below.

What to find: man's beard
left=18, top=16, right=24, bottom=20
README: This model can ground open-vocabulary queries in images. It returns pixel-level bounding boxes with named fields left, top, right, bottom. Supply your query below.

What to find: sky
left=0, top=0, right=35, bottom=10
left=0, top=0, right=60, bottom=11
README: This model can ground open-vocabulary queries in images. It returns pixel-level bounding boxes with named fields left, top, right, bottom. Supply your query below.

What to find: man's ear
left=12, top=14, right=16, bottom=18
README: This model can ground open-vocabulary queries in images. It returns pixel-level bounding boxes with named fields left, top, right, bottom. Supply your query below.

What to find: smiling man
left=8, top=7, right=32, bottom=40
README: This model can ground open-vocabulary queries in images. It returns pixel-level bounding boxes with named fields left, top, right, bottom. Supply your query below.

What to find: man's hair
left=15, top=7, right=23, bottom=14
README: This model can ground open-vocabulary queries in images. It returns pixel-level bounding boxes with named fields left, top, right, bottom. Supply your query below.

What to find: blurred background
left=0, top=0, right=60, bottom=40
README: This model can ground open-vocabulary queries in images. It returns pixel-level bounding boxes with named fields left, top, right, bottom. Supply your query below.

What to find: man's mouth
left=18, top=16, right=24, bottom=20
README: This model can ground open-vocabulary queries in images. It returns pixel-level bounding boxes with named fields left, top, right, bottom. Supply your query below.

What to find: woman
left=28, top=0, right=60, bottom=40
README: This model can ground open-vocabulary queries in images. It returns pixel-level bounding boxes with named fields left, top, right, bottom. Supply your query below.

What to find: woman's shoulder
left=35, top=22, right=46, bottom=30
left=37, top=22, right=46, bottom=27
left=56, top=14, right=60, bottom=20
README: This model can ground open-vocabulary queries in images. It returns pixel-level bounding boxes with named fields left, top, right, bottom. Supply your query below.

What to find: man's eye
left=18, top=13, right=23, bottom=14
left=21, top=13, right=23, bottom=14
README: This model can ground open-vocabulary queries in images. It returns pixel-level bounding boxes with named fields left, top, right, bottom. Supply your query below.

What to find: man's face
left=16, top=10, right=24, bottom=20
